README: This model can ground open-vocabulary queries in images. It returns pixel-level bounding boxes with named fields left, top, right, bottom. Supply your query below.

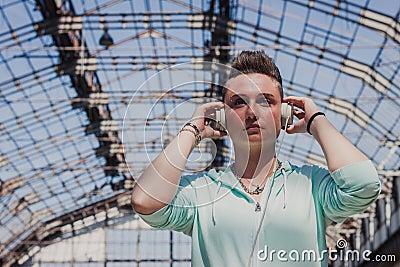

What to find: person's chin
left=247, top=134, right=263, bottom=143
left=248, top=130, right=276, bottom=143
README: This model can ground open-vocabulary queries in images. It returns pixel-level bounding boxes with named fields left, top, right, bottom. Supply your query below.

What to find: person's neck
left=233, top=144, right=276, bottom=179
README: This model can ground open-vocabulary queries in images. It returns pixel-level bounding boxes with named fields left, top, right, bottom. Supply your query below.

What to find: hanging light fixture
left=99, top=24, right=114, bottom=47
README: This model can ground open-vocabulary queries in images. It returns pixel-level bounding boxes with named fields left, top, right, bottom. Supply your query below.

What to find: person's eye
left=257, top=98, right=272, bottom=107
left=233, top=98, right=246, bottom=107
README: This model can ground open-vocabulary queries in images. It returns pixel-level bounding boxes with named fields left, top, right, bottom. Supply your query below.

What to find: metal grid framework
left=0, top=0, right=399, bottom=266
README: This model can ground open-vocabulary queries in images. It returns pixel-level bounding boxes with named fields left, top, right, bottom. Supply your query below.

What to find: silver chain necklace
left=231, top=160, right=282, bottom=195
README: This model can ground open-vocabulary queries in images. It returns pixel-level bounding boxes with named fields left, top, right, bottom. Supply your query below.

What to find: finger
left=293, top=110, right=305, bottom=119
left=283, top=96, right=305, bottom=102
left=213, top=130, right=227, bottom=138
left=202, top=101, right=225, bottom=110
left=283, top=96, right=306, bottom=110
left=194, top=101, right=224, bottom=115
left=204, top=110, right=215, bottom=121
left=192, top=102, right=225, bottom=125
left=198, top=102, right=225, bottom=118
left=285, top=125, right=297, bottom=134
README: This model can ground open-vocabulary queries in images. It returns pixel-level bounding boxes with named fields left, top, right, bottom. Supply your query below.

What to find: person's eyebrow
left=231, top=93, right=247, bottom=97
left=229, top=93, right=277, bottom=101
left=229, top=93, right=248, bottom=100
left=258, top=93, right=276, bottom=98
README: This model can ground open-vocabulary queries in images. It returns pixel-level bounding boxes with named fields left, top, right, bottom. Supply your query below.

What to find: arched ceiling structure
left=0, top=0, right=399, bottom=265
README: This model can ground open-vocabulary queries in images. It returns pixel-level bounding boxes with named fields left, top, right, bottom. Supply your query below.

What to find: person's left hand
left=283, top=96, right=320, bottom=134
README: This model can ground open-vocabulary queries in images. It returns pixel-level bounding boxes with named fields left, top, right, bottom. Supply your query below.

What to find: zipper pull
left=255, top=202, right=261, bottom=212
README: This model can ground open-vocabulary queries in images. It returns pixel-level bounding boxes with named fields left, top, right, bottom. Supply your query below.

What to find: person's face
left=223, top=73, right=282, bottom=146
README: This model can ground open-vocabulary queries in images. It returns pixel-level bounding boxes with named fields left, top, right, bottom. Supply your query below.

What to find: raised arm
left=283, top=96, right=368, bottom=172
left=131, top=102, right=225, bottom=214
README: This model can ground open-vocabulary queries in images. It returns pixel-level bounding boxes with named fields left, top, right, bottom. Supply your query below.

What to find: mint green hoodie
left=138, top=160, right=381, bottom=266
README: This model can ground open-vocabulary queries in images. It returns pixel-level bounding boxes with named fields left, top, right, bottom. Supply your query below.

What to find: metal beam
left=2, top=191, right=132, bottom=266
left=205, top=0, right=236, bottom=169
left=35, top=0, right=125, bottom=178
left=359, top=228, right=400, bottom=267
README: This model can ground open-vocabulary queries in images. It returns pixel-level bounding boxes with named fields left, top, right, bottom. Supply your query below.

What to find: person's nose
left=245, top=101, right=257, bottom=119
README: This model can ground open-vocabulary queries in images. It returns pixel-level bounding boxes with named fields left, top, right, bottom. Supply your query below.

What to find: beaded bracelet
left=307, top=112, right=325, bottom=135
left=184, top=122, right=201, bottom=137
left=180, top=122, right=201, bottom=145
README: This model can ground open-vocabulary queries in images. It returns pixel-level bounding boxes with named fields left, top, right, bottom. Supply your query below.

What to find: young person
left=131, top=51, right=381, bottom=266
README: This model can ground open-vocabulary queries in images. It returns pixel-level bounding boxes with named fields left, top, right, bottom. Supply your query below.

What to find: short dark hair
left=223, top=51, right=283, bottom=100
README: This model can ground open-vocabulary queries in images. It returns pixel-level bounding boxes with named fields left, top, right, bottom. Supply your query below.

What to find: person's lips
left=246, top=123, right=261, bottom=130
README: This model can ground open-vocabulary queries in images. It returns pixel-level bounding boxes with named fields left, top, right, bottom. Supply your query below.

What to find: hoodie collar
left=206, top=161, right=293, bottom=200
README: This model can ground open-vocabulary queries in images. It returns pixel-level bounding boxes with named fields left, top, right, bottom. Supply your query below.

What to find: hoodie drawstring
left=281, top=168, right=287, bottom=209
left=212, top=180, right=222, bottom=225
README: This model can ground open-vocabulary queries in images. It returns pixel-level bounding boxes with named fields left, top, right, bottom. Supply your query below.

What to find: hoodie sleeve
left=135, top=175, right=198, bottom=236
left=314, top=160, right=381, bottom=224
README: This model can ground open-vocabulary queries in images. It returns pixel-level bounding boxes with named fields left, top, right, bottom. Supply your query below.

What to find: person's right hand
left=189, top=102, right=227, bottom=140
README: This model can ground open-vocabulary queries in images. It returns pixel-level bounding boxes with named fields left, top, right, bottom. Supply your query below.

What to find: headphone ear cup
left=215, top=109, right=221, bottom=126
left=215, top=108, right=227, bottom=132
left=281, top=103, right=293, bottom=129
